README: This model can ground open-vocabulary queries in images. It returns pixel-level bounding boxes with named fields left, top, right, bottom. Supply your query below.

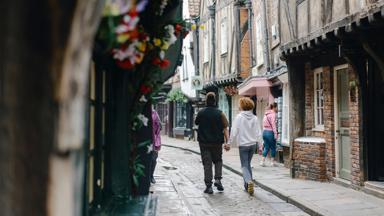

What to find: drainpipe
left=193, top=16, right=201, bottom=102
left=262, top=0, right=271, bottom=72
left=194, top=17, right=200, bottom=76
left=246, top=0, right=255, bottom=67
left=234, top=1, right=241, bottom=78
left=208, top=3, right=216, bottom=81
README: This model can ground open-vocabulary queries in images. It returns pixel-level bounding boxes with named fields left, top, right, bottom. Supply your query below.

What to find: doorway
left=334, top=65, right=351, bottom=181
left=367, top=60, right=384, bottom=182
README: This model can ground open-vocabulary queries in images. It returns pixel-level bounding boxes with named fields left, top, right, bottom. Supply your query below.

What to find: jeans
left=150, top=151, right=158, bottom=179
left=262, top=130, right=276, bottom=158
left=239, top=144, right=257, bottom=188
left=199, top=144, right=223, bottom=186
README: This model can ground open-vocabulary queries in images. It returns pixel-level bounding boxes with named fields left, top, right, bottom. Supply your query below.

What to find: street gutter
left=163, top=144, right=324, bottom=216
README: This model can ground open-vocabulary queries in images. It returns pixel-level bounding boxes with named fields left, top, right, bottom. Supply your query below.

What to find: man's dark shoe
left=214, top=180, right=224, bottom=191
left=151, top=177, right=156, bottom=184
left=204, top=186, right=213, bottom=194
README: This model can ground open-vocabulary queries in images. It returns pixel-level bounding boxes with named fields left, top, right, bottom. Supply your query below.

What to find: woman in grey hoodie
left=228, top=97, right=262, bottom=195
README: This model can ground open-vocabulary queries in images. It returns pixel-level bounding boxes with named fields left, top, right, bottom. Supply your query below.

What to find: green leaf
left=138, top=140, right=151, bottom=148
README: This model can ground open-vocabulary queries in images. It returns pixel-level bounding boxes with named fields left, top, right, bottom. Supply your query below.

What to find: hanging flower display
left=96, top=0, right=192, bottom=189
left=224, top=85, right=239, bottom=96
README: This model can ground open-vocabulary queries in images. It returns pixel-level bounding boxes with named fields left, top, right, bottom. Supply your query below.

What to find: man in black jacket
left=195, top=92, right=229, bottom=194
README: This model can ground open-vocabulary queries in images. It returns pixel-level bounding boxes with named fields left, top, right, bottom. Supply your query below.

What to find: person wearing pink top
left=260, top=103, right=278, bottom=167
left=150, top=107, right=162, bottom=184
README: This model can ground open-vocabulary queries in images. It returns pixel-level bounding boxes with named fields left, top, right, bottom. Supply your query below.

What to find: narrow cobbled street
left=151, top=146, right=308, bottom=216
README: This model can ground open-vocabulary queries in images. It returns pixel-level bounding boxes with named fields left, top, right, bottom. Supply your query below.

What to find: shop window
left=281, top=84, right=290, bottom=145
left=175, top=102, right=187, bottom=128
left=86, top=63, right=108, bottom=211
left=314, top=68, right=324, bottom=130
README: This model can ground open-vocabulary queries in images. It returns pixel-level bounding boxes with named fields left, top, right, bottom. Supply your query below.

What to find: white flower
left=165, top=25, right=177, bottom=45
left=147, top=144, right=153, bottom=154
left=137, top=114, right=149, bottom=127
left=159, top=50, right=165, bottom=60
left=139, top=95, right=147, bottom=102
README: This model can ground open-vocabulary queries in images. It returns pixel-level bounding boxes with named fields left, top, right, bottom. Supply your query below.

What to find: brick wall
left=239, top=8, right=251, bottom=79
left=298, top=63, right=363, bottom=186
left=293, top=139, right=327, bottom=181
left=349, top=67, right=362, bottom=186
left=240, top=31, right=250, bottom=79
left=323, top=66, right=336, bottom=179
left=304, top=63, right=314, bottom=134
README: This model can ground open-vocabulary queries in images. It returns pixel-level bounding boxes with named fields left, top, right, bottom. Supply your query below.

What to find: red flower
left=128, top=9, right=138, bottom=17
left=175, top=24, right=183, bottom=32
left=151, top=57, right=161, bottom=65
left=160, top=59, right=170, bottom=69
left=152, top=58, right=170, bottom=69
left=116, top=59, right=134, bottom=69
left=130, top=29, right=140, bottom=40
left=140, top=85, right=152, bottom=94
left=138, top=32, right=148, bottom=40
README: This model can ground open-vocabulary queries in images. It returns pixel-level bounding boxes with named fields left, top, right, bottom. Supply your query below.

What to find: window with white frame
left=314, top=69, right=324, bottom=129
left=220, top=17, right=228, bottom=54
left=203, top=26, right=209, bottom=63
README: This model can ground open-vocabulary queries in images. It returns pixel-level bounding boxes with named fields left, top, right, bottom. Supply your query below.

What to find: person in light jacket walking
left=260, top=102, right=278, bottom=167
left=228, top=97, right=262, bottom=195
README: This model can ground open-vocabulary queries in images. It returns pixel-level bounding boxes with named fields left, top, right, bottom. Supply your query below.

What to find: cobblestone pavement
left=150, top=146, right=309, bottom=216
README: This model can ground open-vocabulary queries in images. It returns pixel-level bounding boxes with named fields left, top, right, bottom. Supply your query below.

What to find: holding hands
left=224, top=143, right=230, bottom=151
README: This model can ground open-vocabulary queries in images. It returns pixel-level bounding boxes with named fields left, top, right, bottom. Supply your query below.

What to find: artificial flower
left=139, top=95, right=148, bottom=102
left=147, top=144, right=153, bottom=154
left=137, top=114, right=149, bottom=126
left=159, top=50, right=165, bottom=60
left=117, top=34, right=130, bottom=43
left=140, top=85, right=152, bottom=94
left=161, top=42, right=170, bottom=50
left=116, top=59, right=134, bottom=69
left=153, top=38, right=162, bottom=47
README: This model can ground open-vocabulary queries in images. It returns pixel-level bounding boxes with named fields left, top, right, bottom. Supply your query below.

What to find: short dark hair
left=206, top=92, right=216, bottom=106
left=269, top=102, right=278, bottom=110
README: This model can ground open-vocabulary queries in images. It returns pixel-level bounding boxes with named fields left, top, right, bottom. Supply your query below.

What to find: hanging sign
left=191, top=76, right=203, bottom=90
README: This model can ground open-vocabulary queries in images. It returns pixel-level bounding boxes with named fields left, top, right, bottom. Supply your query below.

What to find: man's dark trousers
left=199, top=144, right=223, bottom=186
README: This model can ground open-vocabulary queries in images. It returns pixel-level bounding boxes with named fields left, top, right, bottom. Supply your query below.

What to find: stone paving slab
left=153, top=145, right=309, bottom=216
left=162, top=136, right=384, bottom=216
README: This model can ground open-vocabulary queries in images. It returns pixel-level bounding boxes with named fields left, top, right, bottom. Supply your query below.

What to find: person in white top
left=227, top=97, right=262, bottom=195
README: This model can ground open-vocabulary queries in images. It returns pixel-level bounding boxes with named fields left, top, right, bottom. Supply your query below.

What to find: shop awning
left=238, top=77, right=271, bottom=96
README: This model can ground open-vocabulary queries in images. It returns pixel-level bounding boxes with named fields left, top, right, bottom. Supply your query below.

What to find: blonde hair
left=239, top=97, right=254, bottom=111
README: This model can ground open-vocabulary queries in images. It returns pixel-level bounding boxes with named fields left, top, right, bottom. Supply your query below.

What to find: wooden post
left=286, top=56, right=306, bottom=178
left=0, top=0, right=104, bottom=215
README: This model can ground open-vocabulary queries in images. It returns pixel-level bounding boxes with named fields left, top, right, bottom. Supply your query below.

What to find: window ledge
left=312, top=127, right=325, bottom=132
left=280, top=141, right=290, bottom=147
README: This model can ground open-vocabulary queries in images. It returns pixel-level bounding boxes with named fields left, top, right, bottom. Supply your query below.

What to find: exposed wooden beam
left=362, top=42, right=384, bottom=81
left=368, top=14, right=376, bottom=23
left=306, top=41, right=313, bottom=49
left=381, top=7, right=384, bottom=18
left=321, top=34, right=330, bottom=43
left=345, top=23, right=354, bottom=33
